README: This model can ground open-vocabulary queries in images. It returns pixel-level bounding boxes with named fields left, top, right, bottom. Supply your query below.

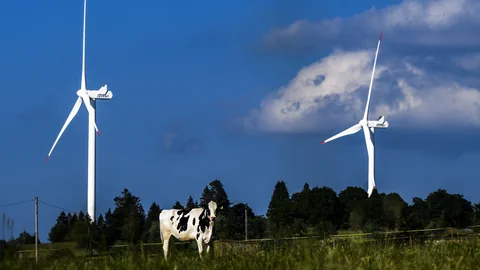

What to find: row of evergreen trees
left=267, top=182, right=476, bottom=236
left=14, top=179, right=480, bottom=251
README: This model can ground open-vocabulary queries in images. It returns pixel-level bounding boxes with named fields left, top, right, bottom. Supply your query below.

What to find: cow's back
left=160, top=208, right=203, bottom=241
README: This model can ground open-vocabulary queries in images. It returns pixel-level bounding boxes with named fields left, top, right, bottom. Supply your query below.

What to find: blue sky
left=1, top=0, right=480, bottom=242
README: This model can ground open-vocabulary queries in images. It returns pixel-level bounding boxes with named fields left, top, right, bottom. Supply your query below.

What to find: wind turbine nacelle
left=367, top=116, right=389, bottom=128
left=98, top=84, right=108, bottom=94
left=377, top=116, right=389, bottom=128
left=87, top=85, right=113, bottom=100
left=382, top=119, right=389, bottom=128
left=94, top=90, right=113, bottom=100
left=377, top=116, right=385, bottom=124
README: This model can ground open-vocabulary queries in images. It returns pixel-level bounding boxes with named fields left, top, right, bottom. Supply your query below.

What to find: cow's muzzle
left=210, top=216, right=216, bottom=222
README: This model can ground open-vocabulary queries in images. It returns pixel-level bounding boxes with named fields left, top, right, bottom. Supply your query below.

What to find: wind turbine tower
left=46, top=0, right=113, bottom=221
left=321, top=31, right=388, bottom=197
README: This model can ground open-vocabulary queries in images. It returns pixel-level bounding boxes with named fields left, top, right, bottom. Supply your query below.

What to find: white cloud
left=242, top=0, right=480, bottom=133
left=384, top=0, right=467, bottom=28
left=263, top=0, right=480, bottom=50
left=243, top=50, right=385, bottom=132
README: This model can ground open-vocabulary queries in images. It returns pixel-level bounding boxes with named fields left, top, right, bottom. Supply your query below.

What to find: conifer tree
left=266, top=181, right=293, bottom=236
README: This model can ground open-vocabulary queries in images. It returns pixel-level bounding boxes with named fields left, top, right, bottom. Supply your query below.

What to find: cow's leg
left=206, top=244, right=211, bottom=254
left=162, top=232, right=171, bottom=260
left=196, top=239, right=204, bottom=259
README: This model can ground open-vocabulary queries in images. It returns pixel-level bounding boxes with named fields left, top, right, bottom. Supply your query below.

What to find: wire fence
left=9, top=224, right=480, bottom=260
left=104, top=225, right=480, bottom=257
left=2, top=198, right=480, bottom=259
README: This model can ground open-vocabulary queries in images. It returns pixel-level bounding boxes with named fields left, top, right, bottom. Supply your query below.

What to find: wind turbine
left=321, top=31, right=388, bottom=197
left=46, top=0, right=113, bottom=221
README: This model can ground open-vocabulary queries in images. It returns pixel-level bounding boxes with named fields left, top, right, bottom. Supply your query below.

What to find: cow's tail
left=159, top=212, right=164, bottom=243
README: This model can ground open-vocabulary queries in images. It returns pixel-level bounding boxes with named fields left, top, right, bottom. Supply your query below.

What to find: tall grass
left=2, top=239, right=480, bottom=269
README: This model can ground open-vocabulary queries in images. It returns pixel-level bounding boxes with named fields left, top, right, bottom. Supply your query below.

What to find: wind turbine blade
left=362, top=124, right=375, bottom=197
left=79, top=93, right=100, bottom=136
left=363, top=31, right=382, bottom=121
left=46, top=97, right=83, bottom=161
left=321, top=124, right=362, bottom=144
left=81, top=0, right=87, bottom=90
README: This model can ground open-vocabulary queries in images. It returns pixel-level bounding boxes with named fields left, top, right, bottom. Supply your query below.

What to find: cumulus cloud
left=242, top=0, right=480, bottom=133
left=263, top=0, right=480, bottom=52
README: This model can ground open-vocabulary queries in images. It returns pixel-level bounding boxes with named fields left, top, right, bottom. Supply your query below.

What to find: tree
left=249, top=215, right=267, bottom=239
left=66, top=212, right=73, bottom=226
left=200, top=186, right=214, bottom=207
left=16, top=231, right=39, bottom=245
left=405, top=197, right=429, bottom=229
left=142, top=202, right=161, bottom=242
left=199, top=179, right=232, bottom=239
left=364, top=190, right=385, bottom=232
left=227, top=203, right=255, bottom=240
left=382, top=193, right=407, bottom=231
left=103, top=209, right=117, bottom=246
left=338, top=187, right=368, bottom=229
left=425, top=189, right=450, bottom=228
left=172, top=201, right=184, bottom=209
left=349, top=190, right=384, bottom=232
left=113, top=189, right=146, bottom=244
left=45, top=179, right=480, bottom=249
left=68, top=212, right=91, bottom=248
left=97, top=214, right=106, bottom=232
left=266, top=181, right=293, bottom=237
left=200, top=179, right=231, bottom=213
left=291, top=183, right=310, bottom=233
left=186, top=196, right=196, bottom=209
left=448, top=194, right=473, bottom=228
left=88, top=218, right=107, bottom=253
left=48, top=211, right=69, bottom=243
left=65, top=213, right=78, bottom=241
left=423, top=189, right=473, bottom=228
left=301, top=183, right=310, bottom=193
left=307, top=187, right=342, bottom=230
left=145, top=202, right=161, bottom=227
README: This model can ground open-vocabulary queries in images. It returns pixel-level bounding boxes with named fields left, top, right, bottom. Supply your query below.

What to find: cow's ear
left=220, top=206, right=223, bottom=210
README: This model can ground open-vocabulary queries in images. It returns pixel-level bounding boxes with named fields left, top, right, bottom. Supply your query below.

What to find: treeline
left=267, top=182, right=477, bottom=236
left=39, top=179, right=480, bottom=252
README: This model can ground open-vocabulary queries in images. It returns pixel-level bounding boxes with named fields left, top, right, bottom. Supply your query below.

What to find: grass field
left=2, top=238, right=480, bottom=269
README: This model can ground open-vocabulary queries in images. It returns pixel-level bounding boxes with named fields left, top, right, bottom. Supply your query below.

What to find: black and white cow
left=159, top=201, right=220, bottom=259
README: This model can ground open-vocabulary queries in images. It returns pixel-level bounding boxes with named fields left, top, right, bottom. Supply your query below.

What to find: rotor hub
left=76, top=89, right=86, bottom=97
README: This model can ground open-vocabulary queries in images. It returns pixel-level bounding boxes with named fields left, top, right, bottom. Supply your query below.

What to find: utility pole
left=35, top=197, right=38, bottom=263
left=245, top=203, right=248, bottom=241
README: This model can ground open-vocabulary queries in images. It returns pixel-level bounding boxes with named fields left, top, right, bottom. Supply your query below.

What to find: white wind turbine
left=46, top=0, right=113, bottom=221
left=321, top=31, right=388, bottom=198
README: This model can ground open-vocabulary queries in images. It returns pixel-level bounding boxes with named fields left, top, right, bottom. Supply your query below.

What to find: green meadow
left=2, top=238, right=479, bottom=270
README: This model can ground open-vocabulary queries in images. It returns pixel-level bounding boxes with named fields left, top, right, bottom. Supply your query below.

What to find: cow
left=159, top=201, right=221, bottom=259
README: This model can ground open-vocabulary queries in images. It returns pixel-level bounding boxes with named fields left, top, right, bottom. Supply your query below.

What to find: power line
left=38, top=200, right=72, bottom=213
left=0, top=199, right=73, bottom=212
left=0, top=199, right=34, bottom=208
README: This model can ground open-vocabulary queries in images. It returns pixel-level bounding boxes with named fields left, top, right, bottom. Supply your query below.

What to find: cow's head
left=208, top=201, right=219, bottom=222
